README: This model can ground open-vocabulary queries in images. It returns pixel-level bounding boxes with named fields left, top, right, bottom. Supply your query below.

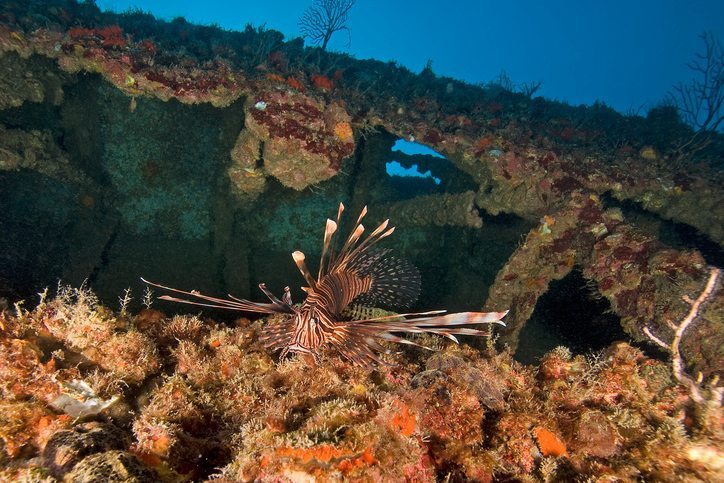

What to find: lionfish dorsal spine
left=342, top=221, right=394, bottom=268
left=322, top=203, right=345, bottom=269
left=336, top=223, right=365, bottom=266
left=292, top=250, right=317, bottom=291
left=318, top=218, right=338, bottom=280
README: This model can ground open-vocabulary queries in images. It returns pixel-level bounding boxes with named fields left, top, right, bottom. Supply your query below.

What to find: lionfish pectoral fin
left=259, top=317, right=295, bottom=352
left=377, top=331, right=435, bottom=350
left=141, top=278, right=287, bottom=314
left=327, top=325, right=389, bottom=369
left=345, top=310, right=508, bottom=353
left=408, top=311, right=509, bottom=327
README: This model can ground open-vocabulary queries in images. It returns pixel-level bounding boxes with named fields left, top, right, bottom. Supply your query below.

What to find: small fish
left=143, top=203, right=507, bottom=368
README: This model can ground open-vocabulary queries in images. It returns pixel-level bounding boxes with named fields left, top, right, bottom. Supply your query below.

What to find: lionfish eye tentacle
left=282, top=286, right=293, bottom=307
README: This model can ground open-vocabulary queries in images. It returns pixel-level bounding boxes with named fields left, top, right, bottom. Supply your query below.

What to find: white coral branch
left=644, top=267, right=722, bottom=406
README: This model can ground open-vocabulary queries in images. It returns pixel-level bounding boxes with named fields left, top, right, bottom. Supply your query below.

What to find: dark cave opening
left=515, top=269, right=627, bottom=365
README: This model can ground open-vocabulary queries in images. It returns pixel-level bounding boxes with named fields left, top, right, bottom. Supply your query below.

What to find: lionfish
left=143, top=203, right=507, bottom=368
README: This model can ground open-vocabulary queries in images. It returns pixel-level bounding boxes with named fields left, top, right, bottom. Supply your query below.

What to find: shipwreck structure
left=0, top=1, right=722, bottom=376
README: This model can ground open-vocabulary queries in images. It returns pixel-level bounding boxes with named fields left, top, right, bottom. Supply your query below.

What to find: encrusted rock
left=65, top=450, right=158, bottom=482
left=231, top=91, right=355, bottom=190
left=382, top=191, right=483, bottom=228
left=42, top=422, right=129, bottom=477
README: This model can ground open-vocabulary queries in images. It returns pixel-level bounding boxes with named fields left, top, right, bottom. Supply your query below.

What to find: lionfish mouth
left=143, top=202, right=508, bottom=368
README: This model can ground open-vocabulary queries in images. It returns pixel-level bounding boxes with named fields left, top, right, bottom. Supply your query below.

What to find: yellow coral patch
left=334, top=122, right=354, bottom=143
left=639, top=146, right=658, bottom=160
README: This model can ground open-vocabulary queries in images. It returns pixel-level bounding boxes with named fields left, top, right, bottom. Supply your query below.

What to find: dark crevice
left=515, top=269, right=626, bottom=364
left=478, top=209, right=528, bottom=226
left=87, top=221, right=121, bottom=286
left=256, top=140, right=265, bottom=168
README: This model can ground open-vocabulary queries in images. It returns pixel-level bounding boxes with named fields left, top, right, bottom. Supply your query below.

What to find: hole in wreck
left=515, top=269, right=626, bottom=365
left=383, top=139, right=455, bottom=196
left=386, top=139, right=444, bottom=185
left=386, top=161, right=441, bottom=185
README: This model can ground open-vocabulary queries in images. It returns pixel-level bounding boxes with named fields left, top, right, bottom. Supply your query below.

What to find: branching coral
left=644, top=267, right=722, bottom=426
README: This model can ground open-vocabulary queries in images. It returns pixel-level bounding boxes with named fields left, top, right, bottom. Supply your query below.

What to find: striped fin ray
left=312, top=271, right=373, bottom=316
left=141, top=278, right=294, bottom=314
left=329, top=206, right=395, bottom=273
left=325, top=310, right=507, bottom=367
left=332, top=205, right=367, bottom=267
left=349, top=249, right=421, bottom=310
left=317, top=219, right=338, bottom=281
left=340, top=219, right=394, bottom=269
left=341, top=304, right=398, bottom=321
left=321, top=202, right=345, bottom=274
left=292, top=251, right=317, bottom=291
left=259, top=317, right=295, bottom=351
left=327, top=325, right=388, bottom=369
left=346, top=310, right=508, bottom=349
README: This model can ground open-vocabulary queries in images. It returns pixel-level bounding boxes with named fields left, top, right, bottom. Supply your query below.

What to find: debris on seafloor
left=49, top=380, right=119, bottom=419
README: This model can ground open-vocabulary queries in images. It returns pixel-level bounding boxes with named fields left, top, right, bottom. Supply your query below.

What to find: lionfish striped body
left=143, top=203, right=507, bottom=368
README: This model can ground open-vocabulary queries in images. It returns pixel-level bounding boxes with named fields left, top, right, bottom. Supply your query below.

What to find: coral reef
left=0, top=2, right=722, bottom=479
left=0, top=51, right=66, bottom=109
left=38, top=284, right=160, bottom=384
left=484, top=193, right=722, bottom=376
left=0, top=287, right=721, bottom=481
